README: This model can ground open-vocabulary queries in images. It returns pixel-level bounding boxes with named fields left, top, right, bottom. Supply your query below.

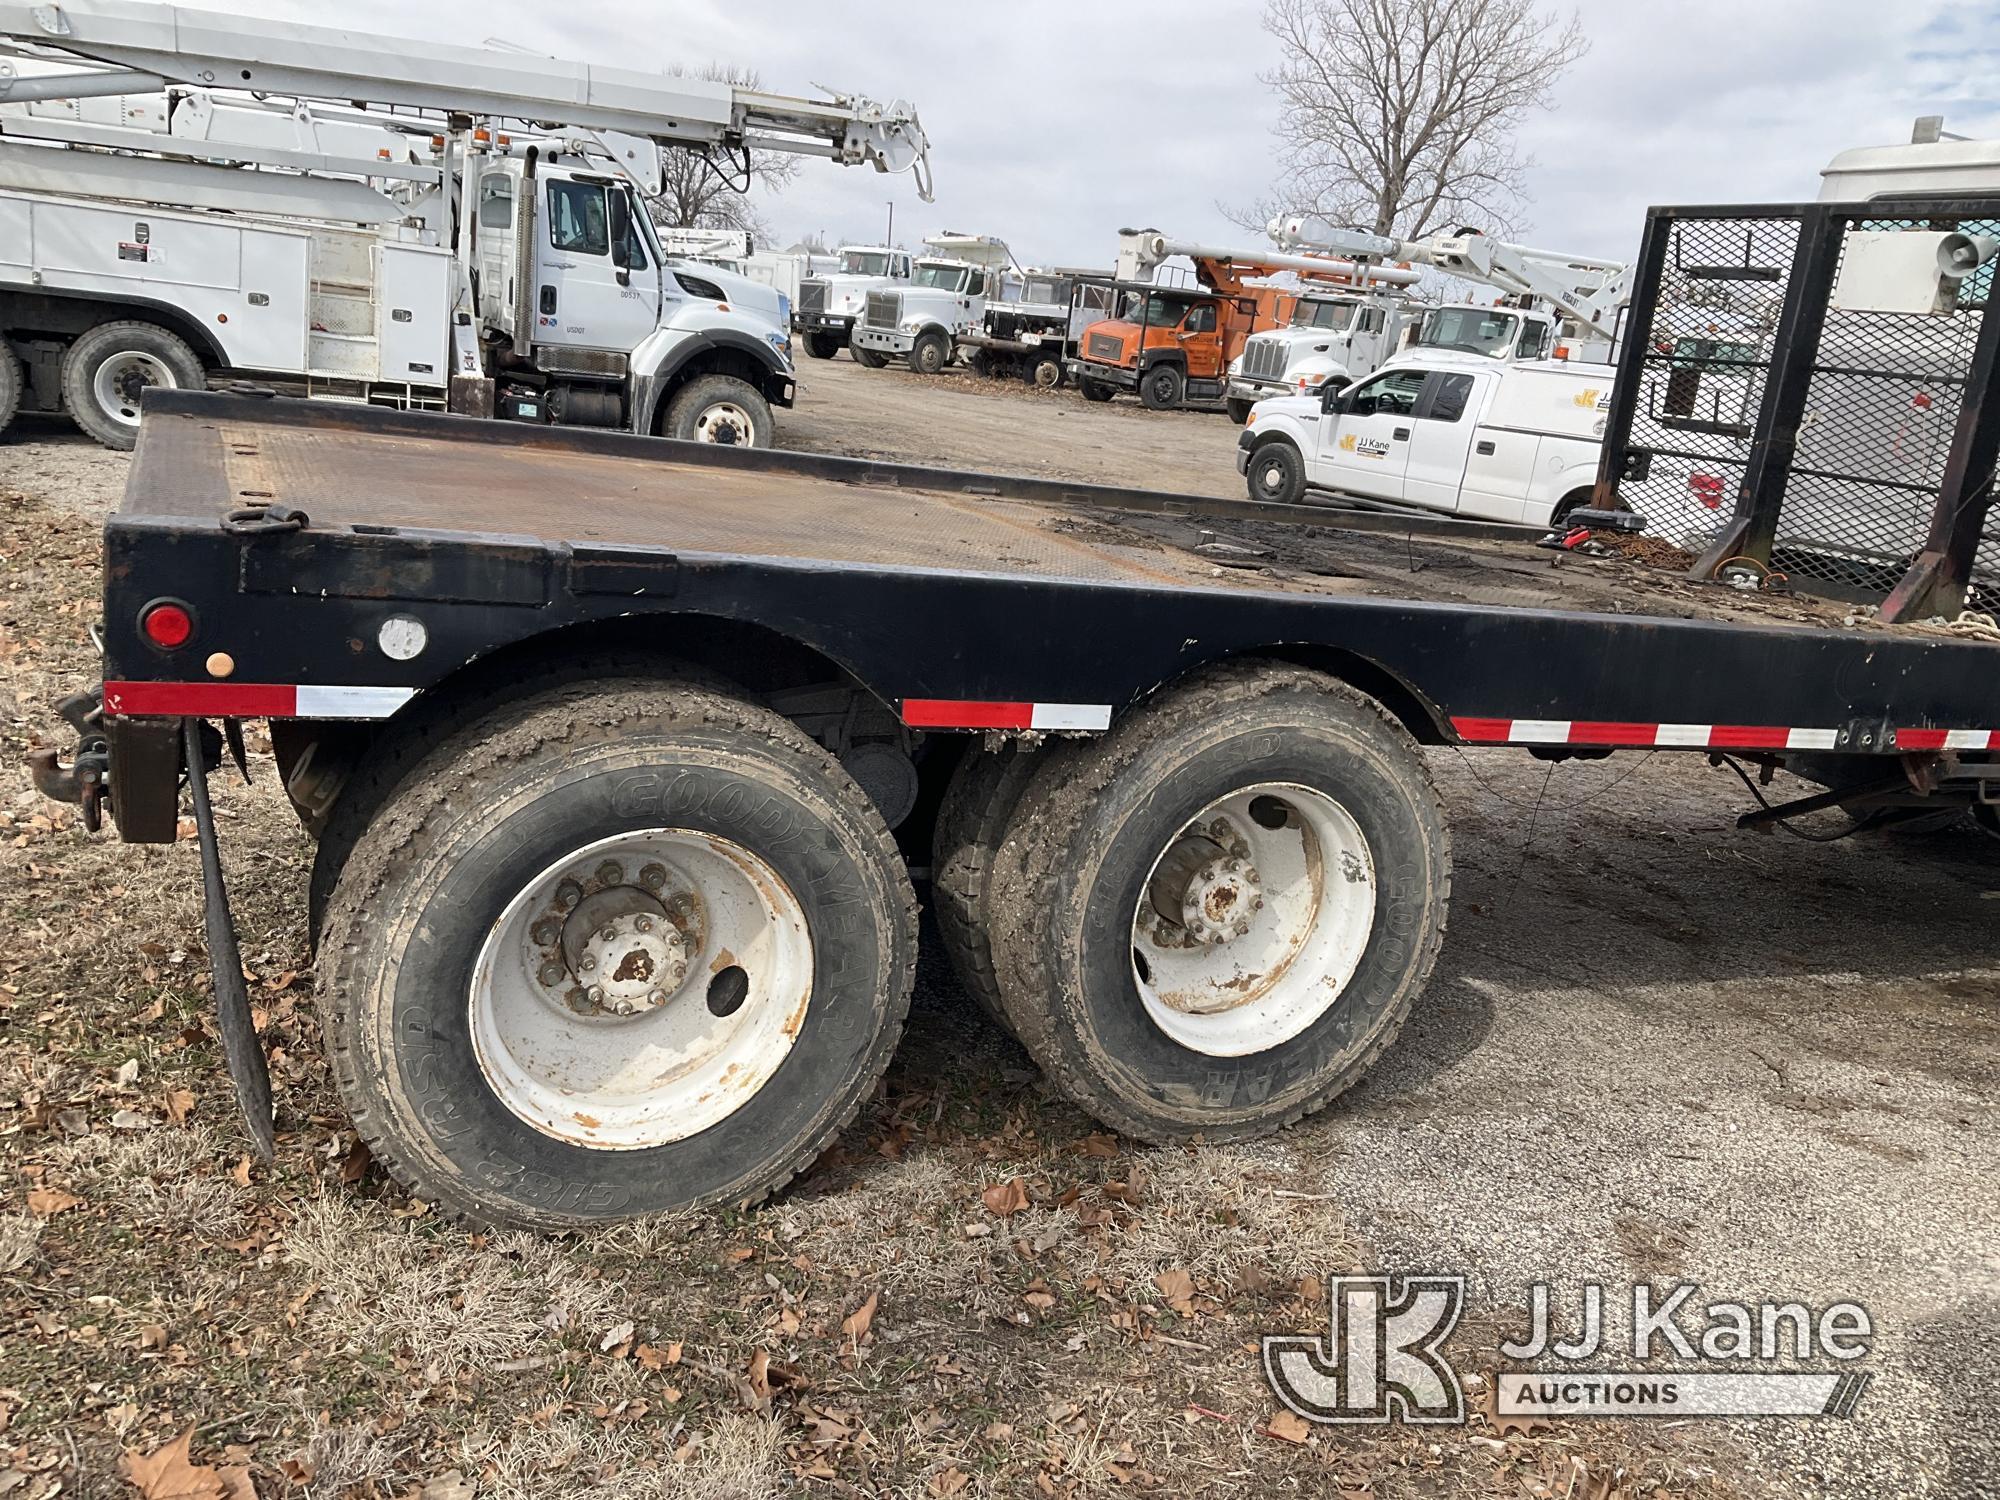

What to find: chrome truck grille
left=865, top=290, right=901, bottom=330
left=1086, top=331, right=1125, bottom=361
left=1240, top=335, right=1289, bottom=382
left=798, top=280, right=827, bottom=315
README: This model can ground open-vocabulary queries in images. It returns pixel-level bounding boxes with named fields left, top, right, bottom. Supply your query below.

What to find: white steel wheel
left=92, top=350, right=177, bottom=429
left=1129, top=783, right=1375, bottom=1057
left=469, top=827, right=812, bottom=1150
left=692, top=400, right=755, bottom=444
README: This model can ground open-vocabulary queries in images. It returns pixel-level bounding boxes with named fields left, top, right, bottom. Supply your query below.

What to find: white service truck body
left=850, top=234, right=1014, bottom=375
left=1237, top=352, right=1612, bottom=526
left=793, top=245, right=914, bottom=358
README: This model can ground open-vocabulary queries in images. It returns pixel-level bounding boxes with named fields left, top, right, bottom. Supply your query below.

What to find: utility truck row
left=14, top=2, right=2000, bottom=1232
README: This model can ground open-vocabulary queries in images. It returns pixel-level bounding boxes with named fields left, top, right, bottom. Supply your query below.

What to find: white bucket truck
left=794, top=246, right=914, bottom=361
left=0, top=0, right=931, bottom=448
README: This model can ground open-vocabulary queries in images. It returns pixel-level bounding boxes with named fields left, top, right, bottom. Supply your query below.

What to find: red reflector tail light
left=1688, top=473, right=1726, bottom=510
left=140, top=600, right=193, bottom=648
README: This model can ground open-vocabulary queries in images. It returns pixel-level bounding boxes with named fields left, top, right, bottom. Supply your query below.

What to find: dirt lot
left=1, top=368, right=1996, bottom=1500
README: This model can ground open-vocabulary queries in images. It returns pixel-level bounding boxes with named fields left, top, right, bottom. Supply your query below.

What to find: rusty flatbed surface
left=121, top=399, right=1936, bottom=637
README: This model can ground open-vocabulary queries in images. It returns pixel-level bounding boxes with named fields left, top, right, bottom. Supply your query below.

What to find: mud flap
left=182, top=717, right=276, bottom=1160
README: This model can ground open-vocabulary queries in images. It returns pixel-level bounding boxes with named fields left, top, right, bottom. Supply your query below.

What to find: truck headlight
left=767, top=330, right=793, bottom=366
left=902, top=318, right=924, bottom=332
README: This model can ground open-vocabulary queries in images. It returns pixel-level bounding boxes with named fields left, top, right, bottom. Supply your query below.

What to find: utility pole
left=886, top=200, right=894, bottom=247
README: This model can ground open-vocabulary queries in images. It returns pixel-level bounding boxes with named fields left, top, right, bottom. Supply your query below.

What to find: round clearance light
left=377, top=613, right=427, bottom=661
left=140, top=599, right=194, bottom=649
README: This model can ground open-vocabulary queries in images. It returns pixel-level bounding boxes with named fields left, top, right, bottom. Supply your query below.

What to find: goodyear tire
left=851, top=345, right=887, bottom=370
left=61, top=321, right=206, bottom=451
left=1247, top=439, right=1306, bottom=506
left=931, top=744, right=1042, bottom=1031
left=665, top=373, right=773, bottom=448
left=0, top=340, right=20, bottom=438
left=910, top=330, right=951, bottom=376
left=1139, top=363, right=1184, bottom=411
left=986, top=661, right=1449, bottom=1142
left=806, top=332, right=842, bottom=359
left=319, top=679, right=918, bottom=1229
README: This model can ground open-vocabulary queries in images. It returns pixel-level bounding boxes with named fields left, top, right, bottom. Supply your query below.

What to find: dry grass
left=287, top=1197, right=627, bottom=1372
left=0, top=1210, right=40, bottom=1274
left=1106, top=1143, right=1353, bottom=1286
left=460, top=1414, right=781, bottom=1500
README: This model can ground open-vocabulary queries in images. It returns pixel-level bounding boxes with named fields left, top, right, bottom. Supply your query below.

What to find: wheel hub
left=524, top=860, right=705, bottom=1018
left=1147, top=834, right=1261, bottom=948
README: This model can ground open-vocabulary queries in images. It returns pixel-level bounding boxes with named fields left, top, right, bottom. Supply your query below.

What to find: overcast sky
left=219, top=0, right=1996, bottom=267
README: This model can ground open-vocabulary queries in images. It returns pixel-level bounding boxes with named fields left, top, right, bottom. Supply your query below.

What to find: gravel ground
left=3, top=372, right=1996, bottom=1499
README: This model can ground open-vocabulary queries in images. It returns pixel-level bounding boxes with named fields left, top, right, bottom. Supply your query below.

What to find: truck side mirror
left=1321, top=384, right=1348, bottom=415
left=607, top=191, right=633, bottom=285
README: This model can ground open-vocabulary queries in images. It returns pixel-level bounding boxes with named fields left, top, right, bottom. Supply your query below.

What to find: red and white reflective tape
left=104, top=681, right=416, bottom=720
left=901, top=698, right=1113, bottom=732
left=1452, top=717, right=1998, bottom=753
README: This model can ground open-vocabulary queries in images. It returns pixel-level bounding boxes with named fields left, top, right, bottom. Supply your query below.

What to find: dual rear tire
left=940, top=662, right=1450, bottom=1142
left=319, top=680, right=917, bottom=1230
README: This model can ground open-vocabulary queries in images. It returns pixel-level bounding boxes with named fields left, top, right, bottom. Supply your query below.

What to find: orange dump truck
left=1065, top=231, right=1419, bottom=410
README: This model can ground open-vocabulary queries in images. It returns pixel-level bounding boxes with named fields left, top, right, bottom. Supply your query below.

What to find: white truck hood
left=671, top=259, right=784, bottom=334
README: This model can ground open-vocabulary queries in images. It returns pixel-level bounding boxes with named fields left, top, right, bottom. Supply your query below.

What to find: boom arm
left=1114, top=229, right=1421, bottom=292
left=1272, top=216, right=1628, bottom=339
left=0, top=0, right=932, bottom=195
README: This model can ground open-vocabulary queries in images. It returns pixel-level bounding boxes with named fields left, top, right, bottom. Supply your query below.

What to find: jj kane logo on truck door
left=1337, top=433, right=1394, bottom=459
left=1264, top=1275, right=1873, bottom=1426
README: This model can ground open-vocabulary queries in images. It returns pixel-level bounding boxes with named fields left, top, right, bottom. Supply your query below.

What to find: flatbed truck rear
left=30, top=390, right=1998, bottom=1230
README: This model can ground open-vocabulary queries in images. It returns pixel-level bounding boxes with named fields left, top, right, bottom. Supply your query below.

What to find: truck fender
left=1136, top=348, right=1186, bottom=374
left=0, top=286, right=229, bottom=371
left=631, top=329, right=786, bottom=434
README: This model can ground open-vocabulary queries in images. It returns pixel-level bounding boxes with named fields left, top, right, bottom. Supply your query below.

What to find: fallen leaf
left=744, top=1349, right=772, bottom=1413
left=230, top=1157, right=253, bottom=1188
left=419, top=1473, right=474, bottom=1500
left=1077, top=1132, right=1120, bottom=1158
left=218, top=1469, right=257, bottom=1500
left=337, top=1139, right=372, bottom=1185
left=162, top=1089, right=196, bottom=1125
left=930, top=1467, right=970, bottom=1496
left=25, top=1188, right=81, bottom=1219
left=598, top=1320, right=635, bottom=1353
left=981, top=1177, right=1029, bottom=1217
left=841, top=1291, right=879, bottom=1343
left=1154, top=1268, right=1195, bottom=1314
left=1264, top=1409, right=1312, bottom=1445
left=636, top=1341, right=682, bottom=1371
left=120, top=1428, right=226, bottom=1500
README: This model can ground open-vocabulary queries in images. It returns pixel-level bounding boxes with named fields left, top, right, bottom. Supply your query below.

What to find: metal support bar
left=1694, top=208, right=1844, bottom=577
left=1590, top=207, right=1674, bottom=511
left=1881, top=265, right=2000, bottom=622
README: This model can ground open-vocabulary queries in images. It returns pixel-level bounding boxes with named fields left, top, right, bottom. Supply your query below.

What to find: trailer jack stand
left=183, top=717, right=276, bottom=1161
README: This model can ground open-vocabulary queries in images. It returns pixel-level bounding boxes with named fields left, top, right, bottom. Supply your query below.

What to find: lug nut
left=640, top=864, right=667, bottom=889
left=585, top=984, right=605, bottom=1004
left=646, top=988, right=665, bottom=1006
left=596, top=861, right=623, bottom=887
left=555, top=880, right=582, bottom=910
left=579, top=956, right=596, bottom=972
left=634, top=915, right=653, bottom=933
left=532, top=920, right=559, bottom=946
left=599, top=926, right=617, bottom=942
left=538, top=961, right=564, bottom=986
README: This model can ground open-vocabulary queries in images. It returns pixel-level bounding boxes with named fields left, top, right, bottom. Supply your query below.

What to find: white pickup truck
left=1235, top=351, right=1612, bottom=526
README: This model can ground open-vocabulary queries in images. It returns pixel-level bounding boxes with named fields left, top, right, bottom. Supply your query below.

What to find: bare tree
left=647, top=63, right=801, bottom=247
left=1239, top=0, right=1586, bottom=240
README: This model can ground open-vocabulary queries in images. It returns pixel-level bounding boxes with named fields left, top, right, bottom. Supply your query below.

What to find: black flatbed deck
left=103, top=393, right=1999, bottom=772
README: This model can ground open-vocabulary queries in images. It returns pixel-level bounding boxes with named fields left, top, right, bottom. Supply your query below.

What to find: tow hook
left=26, top=690, right=109, bottom=832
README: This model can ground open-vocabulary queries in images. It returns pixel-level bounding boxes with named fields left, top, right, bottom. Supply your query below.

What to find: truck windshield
left=1021, top=277, right=1067, bottom=304
left=841, top=251, right=893, bottom=276
left=1416, top=306, right=1519, bottom=357
left=1292, top=300, right=1357, bottom=331
left=1120, top=293, right=1189, bottom=328
left=912, top=263, right=971, bottom=291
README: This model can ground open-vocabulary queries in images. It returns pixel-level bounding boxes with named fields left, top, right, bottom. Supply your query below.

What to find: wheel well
left=1553, top=486, right=1595, bottom=521
left=1138, top=350, right=1186, bottom=374
left=274, top=613, right=897, bottom=833
left=0, top=291, right=226, bottom=370
left=652, top=348, right=774, bottom=432
left=1145, top=645, right=1449, bottom=746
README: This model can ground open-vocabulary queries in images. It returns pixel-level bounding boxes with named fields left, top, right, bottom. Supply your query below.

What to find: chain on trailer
left=1599, top=199, right=2000, bottom=617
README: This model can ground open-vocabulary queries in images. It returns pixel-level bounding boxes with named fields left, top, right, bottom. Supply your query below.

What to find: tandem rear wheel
left=318, top=679, right=918, bottom=1230
left=982, top=662, right=1450, bottom=1141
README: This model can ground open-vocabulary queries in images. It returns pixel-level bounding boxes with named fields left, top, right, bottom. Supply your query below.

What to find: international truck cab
left=849, top=234, right=1015, bottom=375
left=794, top=245, right=914, bottom=360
